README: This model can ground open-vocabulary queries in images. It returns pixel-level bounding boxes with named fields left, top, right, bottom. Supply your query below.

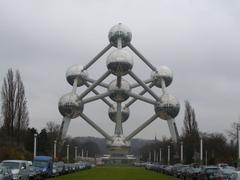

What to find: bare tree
left=1, top=68, right=29, bottom=143
left=183, top=100, right=199, bottom=136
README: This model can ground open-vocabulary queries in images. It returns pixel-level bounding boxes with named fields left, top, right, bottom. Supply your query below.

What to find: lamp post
left=66, top=145, right=70, bottom=163
left=53, top=140, right=57, bottom=161
left=168, top=145, right=170, bottom=165
left=200, top=137, right=203, bottom=164
left=238, top=125, right=240, bottom=160
left=33, top=133, right=37, bottom=158
left=75, top=146, right=78, bottom=162
left=180, top=141, right=183, bottom=163
left=159, top=148, right=162, bottom=163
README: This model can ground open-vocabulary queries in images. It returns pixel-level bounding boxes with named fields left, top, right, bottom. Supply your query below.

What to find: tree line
left=139, top=101, right=238, bottom=166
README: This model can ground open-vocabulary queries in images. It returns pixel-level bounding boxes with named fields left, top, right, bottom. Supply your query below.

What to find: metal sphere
left=154, top=94, right=180, bottom=120
left=151, top=66, right=173, bottom=88
left=108, top=103, right=130, bottom=123
left=108, top=23, right=132, bottom=47
left=107, top=49, right=133, bottom=76
left=58, top=93, right=83, bottom=119
left=66, top=64, right=88, bottom=87
left=108, top=79, right=131, bottom=102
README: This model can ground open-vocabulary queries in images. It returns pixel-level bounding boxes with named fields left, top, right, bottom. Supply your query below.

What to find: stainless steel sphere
left=151, top=66, right=173, bottom=88
left=154, top=94, right=180, bottom=120
left=108, top=103, right=129, bottom=123
left=108, top=23, right=132, bottom=47
left=107, top=49, right=133, bottom=76
left=108, top=79, right=131, bottom=102
left=66, top=64, right=88, bottom=87
left=58, top=93, right=83, bottom=119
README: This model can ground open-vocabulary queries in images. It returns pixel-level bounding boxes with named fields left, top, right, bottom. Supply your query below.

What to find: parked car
left=0, top=166, right=12, bottom=180
left=1, top=160, right=30, bottom=180
left=199, top=166, right=224, bottom=180
left=32, top=156, right=53, bottom=178
left=221, top=166, right=236, bottom=180
left=231, top=171, right=240, bottom=180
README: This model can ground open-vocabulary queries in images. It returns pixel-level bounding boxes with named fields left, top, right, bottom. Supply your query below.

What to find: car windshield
left=33, top=161, right=48, bottom=168
left=2, top=162, right=19, bottom=170
left=206, top=168, right=220, bottom=174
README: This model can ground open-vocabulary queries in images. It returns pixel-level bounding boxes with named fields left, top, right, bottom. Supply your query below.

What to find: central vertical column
left=114, top=102, right=123, bottom=136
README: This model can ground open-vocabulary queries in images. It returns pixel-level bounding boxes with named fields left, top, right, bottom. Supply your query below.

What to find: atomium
left=107, top=49, right=133, bottom=76
left=58, top=93, right=83, bottom=119
left=154, top=94, right=180, bottom=120
left=58, top=24, right=181, bottom=159
left=108, top=23, right=132, bottom=47
left=66, top=64, right=88, bottom=87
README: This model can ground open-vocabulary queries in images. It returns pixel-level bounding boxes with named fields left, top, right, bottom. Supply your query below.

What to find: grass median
left=48, top=166, right=178, bottom=180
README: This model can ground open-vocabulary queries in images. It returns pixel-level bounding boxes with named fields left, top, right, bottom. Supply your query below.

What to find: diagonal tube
left=79, top=70, right=111, bottom=99
left=83, top=44, right=112, bottom=70
left=125, top=114, right=158, bottom=141
left=125, top=83, right=154, bottom=108
left=80, top=113, right=112, bottom=141
left=82, top=91, right=111, bottom=104
left=128, top=43, right=157, bottom=71
left=167, top=119, right=178, bottom=142
left=129, top=71, right=160, bottom=101
left=58, top=117, right=71, bottom=140
left=127, top=91, right=156, bottom=105
left=85, top=77, right=108, bottom=88
left=84, top=82, right=112, bottom=107
left=131, top=78, right=153, bottom=88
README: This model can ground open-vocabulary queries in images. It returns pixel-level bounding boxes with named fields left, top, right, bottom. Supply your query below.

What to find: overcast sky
left=0, top=0, right=239, bottom=140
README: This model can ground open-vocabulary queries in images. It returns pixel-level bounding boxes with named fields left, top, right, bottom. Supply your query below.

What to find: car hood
left=11, top=169, right=20, bottom=174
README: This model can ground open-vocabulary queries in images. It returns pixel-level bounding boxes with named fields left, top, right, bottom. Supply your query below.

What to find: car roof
left=2, top=160, right=28, bottom=163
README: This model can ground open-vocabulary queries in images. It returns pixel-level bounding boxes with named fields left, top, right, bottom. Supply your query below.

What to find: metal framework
left=58, top=23, right=180, bottom=155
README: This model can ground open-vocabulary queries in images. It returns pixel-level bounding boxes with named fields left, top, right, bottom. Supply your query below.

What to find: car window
left=21, top=163, right=26, bottom=169
left=2, top=162, right=19, bottom=170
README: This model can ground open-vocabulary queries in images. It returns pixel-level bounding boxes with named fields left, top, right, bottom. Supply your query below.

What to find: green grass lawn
left=48, top=166, right=178, bottom=180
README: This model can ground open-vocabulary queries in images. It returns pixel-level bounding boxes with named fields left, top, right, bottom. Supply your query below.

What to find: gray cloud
left=0, top=0, right=239, bottom=139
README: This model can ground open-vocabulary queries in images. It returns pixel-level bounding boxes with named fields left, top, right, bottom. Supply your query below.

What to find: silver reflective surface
left=108, top=23, right=132, bottom=47
left=108, top=103, right=130, bottom=123
left=107, top=49, right=133, bottom=76
left=58, top=93, right=83, bottom=119
left=66, top=64, right=88, bottom=86
left=154, top=94, right=180, bottom=120
left=108, top=78, right=131, bottom=102
left=151, top=66, right=173, bottom=88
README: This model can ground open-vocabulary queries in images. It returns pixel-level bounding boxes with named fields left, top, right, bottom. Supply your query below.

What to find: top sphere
left=151, top=66, right=173, bottom=88
left=108, top=23, right=132, bottom=47
left=66, top=64, right=88, bottom=87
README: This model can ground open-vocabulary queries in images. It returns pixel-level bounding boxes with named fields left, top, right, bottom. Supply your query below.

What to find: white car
left=231, top=171, right=240, bottom=180
left=1, top=160, right=30, bottom=180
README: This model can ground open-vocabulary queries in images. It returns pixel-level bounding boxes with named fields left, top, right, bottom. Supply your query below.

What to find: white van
left=1, top=160, right=30, bottom=180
